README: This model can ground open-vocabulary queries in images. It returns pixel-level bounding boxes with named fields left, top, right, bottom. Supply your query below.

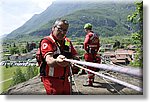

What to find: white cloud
left=0, top=0, right=53, bottom=36
left=31, top=0, right=53, bottom=10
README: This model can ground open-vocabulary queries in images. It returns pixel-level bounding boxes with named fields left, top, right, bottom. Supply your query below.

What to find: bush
left=12, top=68, right=26, bottom=86
left=25, top=66, right=38, bottom=80
left=11, top=66, right=39, bottom=86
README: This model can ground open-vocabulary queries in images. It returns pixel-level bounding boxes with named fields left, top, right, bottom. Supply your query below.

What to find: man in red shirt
left=83, top=23, right=100, bottom=86
left=40, top=19, right=78, bottom=95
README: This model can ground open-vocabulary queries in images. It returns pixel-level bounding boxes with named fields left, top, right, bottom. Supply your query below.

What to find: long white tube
left=74, top=64, right=142, bottom=92
left=64, top=59, right=142, bottom=77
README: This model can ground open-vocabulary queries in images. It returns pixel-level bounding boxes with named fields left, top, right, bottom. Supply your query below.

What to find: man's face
left=53, top=22, right=68, bottom=40
left=84, top=29, right=88, bottom=32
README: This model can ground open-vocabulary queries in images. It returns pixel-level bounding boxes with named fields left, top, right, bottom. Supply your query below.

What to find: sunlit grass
left=0, top=66, right=29, bottom=93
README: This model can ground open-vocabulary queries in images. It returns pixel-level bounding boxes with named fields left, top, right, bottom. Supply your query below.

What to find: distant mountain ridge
left=6, top=1, right=98, bottom=38
left=28, top=3, right=136, bottom=38
left=5, top=0, right=137, bottom=40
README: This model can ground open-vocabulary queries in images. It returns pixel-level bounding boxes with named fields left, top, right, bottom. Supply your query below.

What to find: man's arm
left=45, top=52, right=57, bottom=67
left=45, top=53, right=69, bottom=67
left=84, top=35, right=90, bottom=52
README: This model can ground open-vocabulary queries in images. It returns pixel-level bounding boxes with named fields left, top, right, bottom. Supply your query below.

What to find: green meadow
left=0, top=66, right=39, bottom=93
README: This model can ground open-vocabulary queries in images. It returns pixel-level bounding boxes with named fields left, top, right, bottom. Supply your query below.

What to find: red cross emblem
left=42, top=43, right=48, bottom=49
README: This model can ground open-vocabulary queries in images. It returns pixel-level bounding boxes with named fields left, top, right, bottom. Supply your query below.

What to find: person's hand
left=56, top=55, right=69, bottom=67
left=56, top=55, right=65, bottom=63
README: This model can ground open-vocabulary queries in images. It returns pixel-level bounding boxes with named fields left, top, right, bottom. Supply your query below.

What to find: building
left=103, top=49, right=136, bottom=65
left=9, top=49, right=38, bottom=61
left=100, top=44, right=113, bottom=52
left=103, top=51, right=115, bottom=61
left=74, top=45, right=84, bottom=51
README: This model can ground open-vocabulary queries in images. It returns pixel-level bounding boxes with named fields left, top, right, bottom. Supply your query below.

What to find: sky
left=0, top=0, right=54, bottom=36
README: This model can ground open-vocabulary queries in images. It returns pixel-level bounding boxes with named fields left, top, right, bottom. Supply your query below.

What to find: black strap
left=55, top=40, right=62, bottom=52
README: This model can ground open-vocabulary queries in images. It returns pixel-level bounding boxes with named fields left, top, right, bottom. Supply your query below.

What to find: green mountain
left=6, top=1, right=102, bottom=38
left=5, top=1, right=137, bottom=40
left=29, top=3, right=136, bottom=37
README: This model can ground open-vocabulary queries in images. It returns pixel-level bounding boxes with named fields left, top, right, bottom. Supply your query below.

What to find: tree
left=13, top=43, right=16, bottom=47
left=12, top=68, right=26, bottom=86
left=20, top=47, right=27, bottom=53
left=9, top=46, right=20, bottom=54
left=26, top=42, right=36, bottom=52
left=128, top=1, right=143, bottom=67
left=113, top=40, right=120, bottom=49
left=26, top=42, right=30, bottom=52
left=24, top=65, right=38, bottom=81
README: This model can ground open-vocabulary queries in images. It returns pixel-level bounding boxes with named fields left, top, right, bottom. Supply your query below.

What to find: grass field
left=0, top=66, right=37, bottom=93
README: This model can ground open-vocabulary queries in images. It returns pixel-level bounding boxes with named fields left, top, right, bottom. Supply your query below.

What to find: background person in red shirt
left=83, top=23, right=100, bottom=86
left=40, top=19, right=79, bottom=95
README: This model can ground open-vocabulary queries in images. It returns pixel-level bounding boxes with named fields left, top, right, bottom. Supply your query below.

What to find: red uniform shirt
left=84, top=31, right=100, bottom=53
left=40, top=34, right=77, bottom=77
left=84, top=32, right=101, bottom=82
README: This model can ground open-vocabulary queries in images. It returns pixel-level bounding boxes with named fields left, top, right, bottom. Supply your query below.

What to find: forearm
left=46, top=54, right=69, bottom=67
left=46, top=55, right=58, bottom=67
left=84, top=35, right=90, bottom=51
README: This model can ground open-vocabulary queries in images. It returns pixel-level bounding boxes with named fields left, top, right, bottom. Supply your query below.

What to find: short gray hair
left=53, top=19, right=69, bottom=28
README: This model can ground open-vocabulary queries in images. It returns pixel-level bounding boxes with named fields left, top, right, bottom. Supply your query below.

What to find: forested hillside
left=5, top=1, right=137, bottom=41
left=29, top=3, right=137, bottom=38
left=6, top=1, right=101, bottom=38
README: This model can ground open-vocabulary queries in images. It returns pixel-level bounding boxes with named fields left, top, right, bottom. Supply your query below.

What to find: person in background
left=83, top=23, right=100, bottom=86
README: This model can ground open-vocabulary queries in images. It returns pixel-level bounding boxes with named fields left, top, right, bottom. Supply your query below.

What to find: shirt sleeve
left=84, top=34, right=90, bottom=51
left=40, top=39, right=54, bottom=58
